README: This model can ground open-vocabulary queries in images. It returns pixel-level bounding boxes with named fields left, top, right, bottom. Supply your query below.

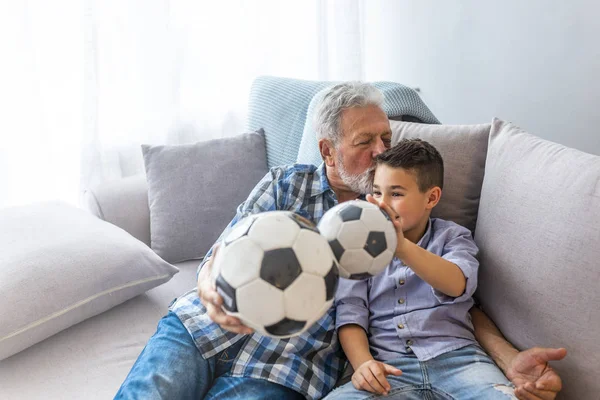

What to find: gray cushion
left=142, top=130, right=268, bottom=263
left=391, top=120, right=490, bottom=233
left=475, top=118, right=600, bottom=399
left=83, top=175, right=151, bottom=247
left=0, top=202, right=179, bottom=361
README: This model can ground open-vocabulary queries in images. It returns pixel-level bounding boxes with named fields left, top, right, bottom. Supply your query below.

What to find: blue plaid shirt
left=170, top=163, right=346, bottom=399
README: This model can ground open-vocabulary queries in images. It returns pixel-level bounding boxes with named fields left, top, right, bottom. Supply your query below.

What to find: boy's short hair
left=376, top=138, right=444, bottom=192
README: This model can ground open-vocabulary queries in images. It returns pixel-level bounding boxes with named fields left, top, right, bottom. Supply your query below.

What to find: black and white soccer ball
left=317, top=200, right=397, bottom=280
left=211, top=211, right=339, bottom=338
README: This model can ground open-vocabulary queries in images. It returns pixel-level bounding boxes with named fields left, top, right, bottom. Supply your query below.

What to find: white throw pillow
left=0, top=202, right=179, bottom=360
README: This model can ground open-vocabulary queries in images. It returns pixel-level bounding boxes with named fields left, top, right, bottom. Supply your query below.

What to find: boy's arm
left=339, top=324, right=402, bottom=395
left=338, top=324, right=374, bottom=370
left=397, top=239, right=466, bottom=297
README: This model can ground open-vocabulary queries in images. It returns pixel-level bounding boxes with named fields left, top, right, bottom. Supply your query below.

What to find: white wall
left=363, top=0, right=600, bottom=154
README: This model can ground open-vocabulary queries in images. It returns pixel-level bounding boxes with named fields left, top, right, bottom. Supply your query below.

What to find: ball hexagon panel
left=293, top=229, right=335, bottom=277
left=360, top=207, right=389, bottom=231
left=338, top=203, right=363, bottom=222
left=337, top=220, right=369, bottom=250
left=369, top=249, right=394, bottom=276
left=316, top=210, right=343, bottom=241
left=260, top=248, right=302, bottom=290
left=384, top=223, right=398, bottom=255
left=265, top=318, right=306, bottom=337
left=283, top=273, right=326, bottom=321
left=224, top=214, right=257, bottom=245
left=339, top=248, right=374, bottom=276
left=249, top=212, right=300, bottom=251
left=236, top=279, right=285, bottom=328
left=217, top=237, right=264, bottom=288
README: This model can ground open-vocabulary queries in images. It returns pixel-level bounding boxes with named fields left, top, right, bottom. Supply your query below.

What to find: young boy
left=325, top=139, right=518, bottom=399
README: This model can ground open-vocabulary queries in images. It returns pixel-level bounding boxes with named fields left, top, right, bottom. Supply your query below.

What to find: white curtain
left=0, top=0, right=365, bottom=209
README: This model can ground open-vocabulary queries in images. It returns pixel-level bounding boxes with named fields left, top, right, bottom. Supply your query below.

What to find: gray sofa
left=0, top=103, right=598, bottom=398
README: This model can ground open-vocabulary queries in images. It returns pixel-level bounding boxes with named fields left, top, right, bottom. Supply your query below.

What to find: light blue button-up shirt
left=335, top=218, right=479, bottom=361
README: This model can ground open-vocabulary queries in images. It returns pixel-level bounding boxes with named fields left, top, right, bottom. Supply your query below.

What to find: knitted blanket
left=246, top=76, right=440, bottom=168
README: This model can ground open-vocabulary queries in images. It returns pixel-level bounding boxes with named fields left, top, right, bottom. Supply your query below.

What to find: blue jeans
left=324, top=345, right=516, bottom=400
left=114, top=311, right=304, bottom=400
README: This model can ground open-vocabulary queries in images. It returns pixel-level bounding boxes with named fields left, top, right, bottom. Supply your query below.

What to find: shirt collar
left=311, top=162, right=333, bottom=197
left=415, top=218, right=433, bottom=248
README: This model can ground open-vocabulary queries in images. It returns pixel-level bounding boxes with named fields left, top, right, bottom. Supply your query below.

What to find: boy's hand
left=351, top=359, right=402, bottom=395
left=198, top=244, right=254, bottom=335
left=366, top=194, right=406, bottom=255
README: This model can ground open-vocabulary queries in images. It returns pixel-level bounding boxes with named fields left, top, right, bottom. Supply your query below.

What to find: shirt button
left=406, top=339, right=413, bottom=346
left=406, top=347, right=413, bottom=353
left=399, top=279, right=405, bottom=285
left=398, top=298, right=405, bottom=304
left=397, top=323, right=404, bottom=329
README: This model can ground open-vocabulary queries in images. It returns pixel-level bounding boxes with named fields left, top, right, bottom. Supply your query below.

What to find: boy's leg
left=324, top=356, right=428, bottom=400
left=427, top=344, right=518, bottom=400
left=115, top=311, right=216, bottom=400
left=204, top=375, right=306, bottom=400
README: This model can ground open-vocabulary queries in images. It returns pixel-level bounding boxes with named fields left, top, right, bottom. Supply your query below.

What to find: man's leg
left=428, top=344, right=518, bottom=400
left=203, top=375, right=306, bottom=400
left=115, top=311, right=215, bottom=400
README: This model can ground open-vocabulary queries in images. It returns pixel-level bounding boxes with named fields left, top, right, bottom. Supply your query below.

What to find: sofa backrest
left=475, top=118, right=600, bottom=399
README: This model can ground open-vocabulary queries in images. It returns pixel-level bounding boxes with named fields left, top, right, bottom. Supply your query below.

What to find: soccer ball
left=317, top=200, right=397, bottom=280
left=212, top=211, right=339, bottom=338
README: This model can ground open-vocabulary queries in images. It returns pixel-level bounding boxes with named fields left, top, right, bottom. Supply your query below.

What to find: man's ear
left=426, top=186, right=442, bottom=210
left=319, top=139, right=336, bottom=167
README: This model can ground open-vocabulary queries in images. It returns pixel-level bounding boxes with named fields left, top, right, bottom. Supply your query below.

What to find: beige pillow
left=391, top=120, right=491, bottom=232
left=0, top=202, right=179, bottom=360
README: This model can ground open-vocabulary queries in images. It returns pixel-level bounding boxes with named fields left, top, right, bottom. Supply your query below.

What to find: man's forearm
left=338, top=324, right=373, bottom=370
left=470, top=306, right=519, bottom=374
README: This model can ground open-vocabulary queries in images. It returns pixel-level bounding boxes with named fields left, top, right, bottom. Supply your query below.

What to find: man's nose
left=373, top=137, right=387, bottom=157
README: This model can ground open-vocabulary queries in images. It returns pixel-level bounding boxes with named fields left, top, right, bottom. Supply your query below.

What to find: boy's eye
left=392, top=192, right=404, bottom=197
left=372, top=191, right=382, bottom=197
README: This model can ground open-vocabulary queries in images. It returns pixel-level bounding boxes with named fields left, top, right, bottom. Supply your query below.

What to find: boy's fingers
left=353, top=374, right=377, bottom=394
left=383, top=364, right=403, bottom=376
left=362, top=370, right=387, bottom=394
left=368, top=364, right=391, bottom=392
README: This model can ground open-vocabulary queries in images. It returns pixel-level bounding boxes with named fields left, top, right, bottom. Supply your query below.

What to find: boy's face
left=372, top=164, right=439, bottom=242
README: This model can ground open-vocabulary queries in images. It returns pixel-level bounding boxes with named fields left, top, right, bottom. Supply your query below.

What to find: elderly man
left=115, top=83, right=565, bottom=400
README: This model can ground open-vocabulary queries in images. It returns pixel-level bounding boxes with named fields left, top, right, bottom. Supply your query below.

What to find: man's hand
left=197, top=245, right=253, bottom=335
left=506, top=347, right=567, bottom=400
left=351, top=359, right=402, bottom=396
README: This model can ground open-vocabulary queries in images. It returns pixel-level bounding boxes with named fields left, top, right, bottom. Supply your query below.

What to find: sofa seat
left=0, top=260, right=199, bottom=400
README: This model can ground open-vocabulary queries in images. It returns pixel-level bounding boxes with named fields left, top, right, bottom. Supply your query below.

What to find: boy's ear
left=425, top=186, right=442, bottom=209
left=319, top=139, right=336, bottom=167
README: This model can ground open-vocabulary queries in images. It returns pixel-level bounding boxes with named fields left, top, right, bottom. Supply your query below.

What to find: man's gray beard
left=337, top=155, right=375, bottom=195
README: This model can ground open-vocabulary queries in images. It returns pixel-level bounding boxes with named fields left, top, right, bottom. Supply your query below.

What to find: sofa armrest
left=82, top=175, right=151, bottom=247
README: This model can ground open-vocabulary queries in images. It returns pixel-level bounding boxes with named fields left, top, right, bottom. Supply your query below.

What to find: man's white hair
left=313, top=82, right=385, bottom=146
